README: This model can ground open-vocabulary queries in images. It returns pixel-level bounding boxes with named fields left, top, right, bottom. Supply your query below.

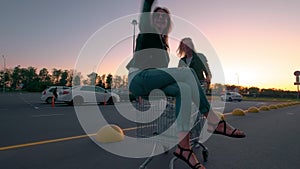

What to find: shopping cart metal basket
left=134, top=92, right=208, bottom=169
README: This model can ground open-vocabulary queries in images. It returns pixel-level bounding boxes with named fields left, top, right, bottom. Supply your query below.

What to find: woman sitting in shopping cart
left=127, top=0, right=245, bottom=168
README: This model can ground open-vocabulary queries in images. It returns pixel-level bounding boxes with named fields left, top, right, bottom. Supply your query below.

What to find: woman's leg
left=159, top=67, right=245, bottom=137
left=129, top=69, right=178, bottom=96
left=130, top=69, right=205, bottom=168
left=205, top=111, right=245, bottom=137
left=162, top=81, right=205, bottom=169
left=159, top=67, right=210, bottom=114
left=162, top=82, right=192, bottom=132
left=130, top=69, right=195, bottom=133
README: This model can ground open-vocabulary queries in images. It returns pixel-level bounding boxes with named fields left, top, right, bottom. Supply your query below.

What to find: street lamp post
left=131, top=19, right=138, bottom=54
left=2, top=55, right=5, bottom=93
left=235, top=73, right=239, bottom=86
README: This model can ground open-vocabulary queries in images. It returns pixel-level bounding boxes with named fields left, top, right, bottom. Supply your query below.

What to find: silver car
left=220, top=92, right=243, bottom=102
left=57, top=85, right=120, bottom=105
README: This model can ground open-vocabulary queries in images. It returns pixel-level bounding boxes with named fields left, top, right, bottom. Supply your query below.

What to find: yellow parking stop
left=95, top=124, right=124, bottom=143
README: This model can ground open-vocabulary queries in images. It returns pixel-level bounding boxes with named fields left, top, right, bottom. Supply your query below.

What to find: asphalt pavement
left=0, top=92, right=299, bottom=169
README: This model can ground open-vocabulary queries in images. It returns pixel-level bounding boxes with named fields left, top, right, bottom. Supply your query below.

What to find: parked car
left=57, top=85, right=120, bottom=105
left=41, top=86, right=71, bottom=104
left=112, top=88, right=137, bottom=102
left=220, top=92, right=243, bottom=102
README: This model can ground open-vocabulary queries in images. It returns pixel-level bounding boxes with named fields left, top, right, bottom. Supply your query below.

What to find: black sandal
left=173, top=145, right=204, bottom=169
left=212, top=120, right=246, bottom=138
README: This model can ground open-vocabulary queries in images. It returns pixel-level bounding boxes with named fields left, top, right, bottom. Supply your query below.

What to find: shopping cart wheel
left=202, top=149, right=208, bottom=162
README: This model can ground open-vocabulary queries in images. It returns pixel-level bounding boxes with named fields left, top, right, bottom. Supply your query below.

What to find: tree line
left=0, top=65, right=298, bottom=99
left=221, top=84, right=298, bottom=99
left=0, top=65, right=128, bottom=92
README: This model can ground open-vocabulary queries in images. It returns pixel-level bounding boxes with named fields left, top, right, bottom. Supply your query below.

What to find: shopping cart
left=134, top=93, right=208, bottom=169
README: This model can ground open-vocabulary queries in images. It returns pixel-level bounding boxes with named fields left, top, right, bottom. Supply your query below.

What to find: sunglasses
left=153, top=12, right=168, bottom=19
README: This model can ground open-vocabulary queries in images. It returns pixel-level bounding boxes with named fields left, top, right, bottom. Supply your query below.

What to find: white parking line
left=213, top=107, right=225, bottom=110
left=255, top=102, right=267, bottom=105
left=17, top=93, right=41, bottom=110
left=31, top=114, right=64, bottom=118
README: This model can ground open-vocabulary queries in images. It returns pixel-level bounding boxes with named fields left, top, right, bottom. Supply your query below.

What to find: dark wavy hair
left=153, top=7, right=172, bottom=34
left=153, top=7, right=172, bottom=48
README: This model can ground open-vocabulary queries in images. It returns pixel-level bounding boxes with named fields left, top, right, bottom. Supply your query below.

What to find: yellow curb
left=279, top=104, right=285, bottom=107
left=285, top=102, right=292, bottom=106
left=214, top=111, right=226, bottom=120
left=276, top=104, right=284, bottom=108
left=259, top=105, right=270, bottom=111
left=95, top=124, right=124, bottom=143
left=231, top=108, right=246, bottom=116
left=247, top=106, right=259, bottom=113
left=223, top=112, right=232, bottom=117
left=269, top=105, right=278, bottom=109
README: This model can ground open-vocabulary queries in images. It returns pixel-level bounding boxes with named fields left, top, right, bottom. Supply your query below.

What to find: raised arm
left=197, top=53, right=212, bottom=80
left=201, top=54, right=212, bottom=80
left=139, top=0, right=155, bottom=33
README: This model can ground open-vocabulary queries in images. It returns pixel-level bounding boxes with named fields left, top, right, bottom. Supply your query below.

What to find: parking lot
left=0, top=92, right=299, bottom=169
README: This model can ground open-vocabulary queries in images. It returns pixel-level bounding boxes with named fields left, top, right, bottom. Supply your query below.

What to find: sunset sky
left=0, top=0, right=299, bottom=91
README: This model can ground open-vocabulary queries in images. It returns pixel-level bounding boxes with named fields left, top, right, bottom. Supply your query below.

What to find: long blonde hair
left=177, top=37, right=196, bottom=58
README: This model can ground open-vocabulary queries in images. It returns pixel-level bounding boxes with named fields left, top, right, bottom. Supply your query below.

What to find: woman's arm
left=139, top=0, right=155, bottom=33
left=178, top=58, right=187, bottom=67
